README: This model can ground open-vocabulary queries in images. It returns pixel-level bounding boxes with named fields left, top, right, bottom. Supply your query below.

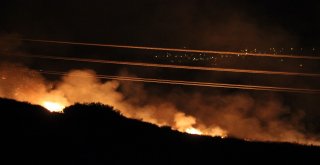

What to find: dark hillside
left=0, top=98, right=319, bottom=164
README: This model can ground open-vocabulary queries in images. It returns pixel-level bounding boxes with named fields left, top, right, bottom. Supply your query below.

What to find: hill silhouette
left=0, top=98, right=319, bottom=164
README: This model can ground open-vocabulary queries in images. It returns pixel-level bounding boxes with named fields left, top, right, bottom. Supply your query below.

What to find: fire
left=185, top=126, right=228, bottom=138
left=42, top=101, right=65, bottom=112
left=186, top=127, right=203, bottom=135
left=207, top=127, right=228, bottom=138
left=3, top=64, right=320, bottom=145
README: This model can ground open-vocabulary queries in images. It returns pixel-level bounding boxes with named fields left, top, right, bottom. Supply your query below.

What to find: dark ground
left=0, top=98, right=319, bottom=164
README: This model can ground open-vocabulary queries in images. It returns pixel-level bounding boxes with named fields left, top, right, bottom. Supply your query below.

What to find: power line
left=3, top=53, right=320, bottom=77
left=40, top=70, right=320, bottom=94
left=22, top=39, right=320, bottom=60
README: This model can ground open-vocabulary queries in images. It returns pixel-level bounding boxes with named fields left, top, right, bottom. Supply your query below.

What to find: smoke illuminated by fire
left=0, top=62, right=320, bottom=145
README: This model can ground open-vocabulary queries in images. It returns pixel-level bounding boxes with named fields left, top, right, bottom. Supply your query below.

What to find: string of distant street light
left=22, top=39, right=320, bottom=60
left=2, top=52, right=320, bottom=77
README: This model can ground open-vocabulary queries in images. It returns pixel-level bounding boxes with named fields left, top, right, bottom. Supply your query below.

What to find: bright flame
left=186, top=127, right=203, bottom=135
left=42, top=101, right=65, bottom=112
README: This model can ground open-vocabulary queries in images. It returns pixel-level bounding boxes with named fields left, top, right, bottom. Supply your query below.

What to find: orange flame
left=42, top=101, right=65, bottom=112
left=186, top=127, right=203, bottom=135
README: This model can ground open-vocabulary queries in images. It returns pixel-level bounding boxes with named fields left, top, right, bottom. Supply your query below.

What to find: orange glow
left=42, top=101, right=65, bottom=112
left=4, top=66, right=320, bottom=145
left=186, top=127, right=203, bottom=135
left=185, top=126, right=228, bottom=138
left=206, top=127, right=228, bottom=138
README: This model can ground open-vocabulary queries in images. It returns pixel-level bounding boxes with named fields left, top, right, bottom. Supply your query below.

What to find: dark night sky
left=1, top=0, right=319, bottom=81
left=1, top=0, right=320, bottom=49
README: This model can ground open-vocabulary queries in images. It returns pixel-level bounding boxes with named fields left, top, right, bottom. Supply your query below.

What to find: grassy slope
left=0, top=98, right=319, bottom=164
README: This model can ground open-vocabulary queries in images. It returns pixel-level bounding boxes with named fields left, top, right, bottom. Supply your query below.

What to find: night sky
left=1, top=1, right=320, bottom=137
left=1, top=0, right=320, bottom=48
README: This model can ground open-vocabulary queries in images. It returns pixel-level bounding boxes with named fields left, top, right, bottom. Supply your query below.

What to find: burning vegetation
left=0, top=62, right=319, bottom=145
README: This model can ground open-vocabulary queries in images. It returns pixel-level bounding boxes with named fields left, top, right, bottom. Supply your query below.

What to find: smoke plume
left=0, top=62, right=319, bottom=145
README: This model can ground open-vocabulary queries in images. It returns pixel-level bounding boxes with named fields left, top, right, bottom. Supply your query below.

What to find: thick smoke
left=0, top=62, right=319, bottom=145
left=168, top=92, right=314, bottom=142
left=0, top=63, right=204, bottom=135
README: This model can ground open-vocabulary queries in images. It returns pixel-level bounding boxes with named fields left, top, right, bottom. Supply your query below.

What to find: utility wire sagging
left=2, top=53, right=320, bottom=77
left=22, top=39, right=320, bottom=60
left=1, top=38, right=319, bottom=94
left=39, top=70, right=320, bottom=94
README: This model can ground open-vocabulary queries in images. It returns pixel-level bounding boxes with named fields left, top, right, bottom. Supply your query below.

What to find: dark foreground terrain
left=0, top=98, right=319, bottom=164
